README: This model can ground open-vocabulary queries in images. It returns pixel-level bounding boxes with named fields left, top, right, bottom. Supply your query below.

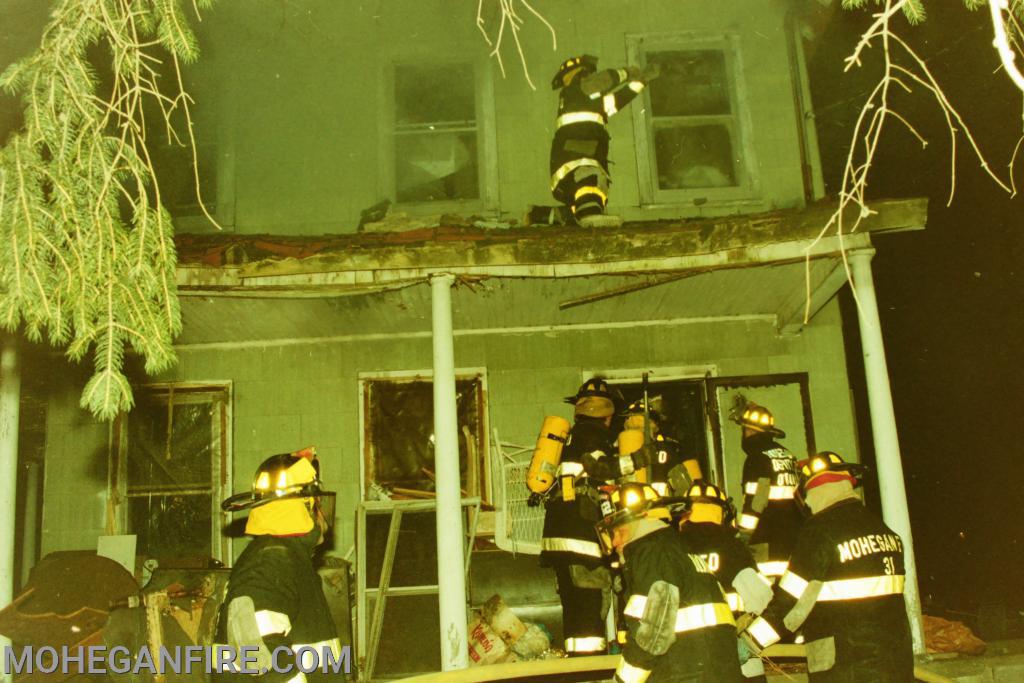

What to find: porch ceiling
left=176, top=253, right=848, bottom=346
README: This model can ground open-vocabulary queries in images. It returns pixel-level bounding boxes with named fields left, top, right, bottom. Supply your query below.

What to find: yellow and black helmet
left=222, top=447, right=337, bottom=536
left=565, top=376, right=622, bottom=418
left=551, top=54, right=598, bottom=89
left=595, top=483, right=669, bottom=555
left=798, top=451, right=866, bottom=493
left=681, top=480, right=735, bottom=526
left=621, top=397, right=664, bottom=431
left=739, top=402, right=786, bottom=438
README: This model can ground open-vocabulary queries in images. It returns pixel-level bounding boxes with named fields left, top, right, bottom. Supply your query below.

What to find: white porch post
left=848, top=250, right=925, bottom=653
left=0, top=338, right=21, bottom=683
left=429, top=274, right=469, bottom=670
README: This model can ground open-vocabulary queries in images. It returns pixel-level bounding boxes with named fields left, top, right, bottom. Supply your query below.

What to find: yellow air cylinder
left=618, top=428, right=648, bottom=482
left=683, top=459, right=703, bottom=482
left=527, top=416, right=570, bottom=494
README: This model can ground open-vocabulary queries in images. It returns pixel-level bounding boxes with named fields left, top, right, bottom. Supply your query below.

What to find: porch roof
left=172, top=197, right=926, bottom=346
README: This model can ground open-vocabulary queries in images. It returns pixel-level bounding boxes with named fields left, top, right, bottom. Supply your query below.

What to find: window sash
left=112, top=383, right=231, bottom=563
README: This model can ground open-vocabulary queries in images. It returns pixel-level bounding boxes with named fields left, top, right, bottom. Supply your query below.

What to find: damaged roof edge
left=175, top=197, right=925, bottom=293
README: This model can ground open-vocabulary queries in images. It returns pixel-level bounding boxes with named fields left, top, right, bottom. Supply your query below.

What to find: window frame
left=379, top=57, right=499, bottom=214
left=627, top=32, right=761, bottom=208
left=109, top=382, right=233, bottom=564
left=357, top=369, right=491, bottom=503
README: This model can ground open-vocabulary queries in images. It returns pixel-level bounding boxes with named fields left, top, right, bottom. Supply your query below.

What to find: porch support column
left=0, top=337, right=20, bottom=683
left=848, top=249, right=925, bottom=653
left=430, top=274, right=468, bottom=670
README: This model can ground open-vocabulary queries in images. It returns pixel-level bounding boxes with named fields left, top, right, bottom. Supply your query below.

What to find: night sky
left=808, top=4, right=1024, bottom=620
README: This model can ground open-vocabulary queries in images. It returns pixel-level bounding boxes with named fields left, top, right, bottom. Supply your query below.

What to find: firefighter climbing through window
left=597, top=483, right=743, bottom=682
left=740, top=451, right=914, bottom=681
left=215, top=447, right=346, bottom=683
left=528, top=377, right=645, bottom=656
left=528, top=55, right=660, bottom=228
left=676, top=481, right=774, bottom=682
left=731, top=396, right=803, bottom=581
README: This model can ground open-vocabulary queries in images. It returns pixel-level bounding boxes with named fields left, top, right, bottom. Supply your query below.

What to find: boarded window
left=393, top=64, right=480, bottom=203
left=646, top=49, right=739, bottom=190
left=113, top=384, right=231, bottom=563
left=362, top=375, right=487, bottom=499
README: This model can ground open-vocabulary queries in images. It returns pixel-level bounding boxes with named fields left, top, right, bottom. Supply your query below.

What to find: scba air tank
left=526, top=416, right=571, bottom=494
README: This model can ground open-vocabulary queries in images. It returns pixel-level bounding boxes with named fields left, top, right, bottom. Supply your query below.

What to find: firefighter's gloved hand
left=527, top=492, right=543, bottom=507
left=738, top=626, right=765, bottom=659
left=642, top=61, right=661, bottom=81
left=630, top=443, right=657, bottom=469
left=737, top=636, right=756, bottom=665
left=732, top=567, right=773, bottom=615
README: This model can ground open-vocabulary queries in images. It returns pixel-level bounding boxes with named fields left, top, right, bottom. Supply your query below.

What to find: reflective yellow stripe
left=565, top=636, right=606, bottom=653
left=556, top=111, right=605, bottom=128
left=624, top=597, right=733, bottom=632
left=616, top=629, right=628, bottom=644
left=541, top=537, right=603, bottom=558
left=674, top=602, right=734, bottom=632
left=739, top=513, right=759, bottom=530
left=574, top=185, right=608, bottom=204
left=743, top=482, right=796, bottom=499
left=757, top=561, right=789, bottom=577
left=603, top=94, right=618, bottom=116
left=254, top=609, right=292, bottom=636
left=726, top=592, right=744, bottom=612
left=551, top=158, right=603, bottom=190
left=627, top=80, right=645, bottom=93
left=747, top=616, right=781, bottom=648
left=651, top=482, right=668, bottom=497
left=779, top=571, right=810, bottom=599
left=818, top=574, right=905, bottom=601
left=615, top=658, right=651, bottom=683
left=558, top=461, right=584, bottom=477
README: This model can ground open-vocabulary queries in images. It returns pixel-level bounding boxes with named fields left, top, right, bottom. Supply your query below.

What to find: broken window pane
left=395, top=131, right=479, bottom=202
left=393, top=63, right=479, bottom=202
left=129, top=493, right=213, bottom=559
left=648, top=50, right=731, bottom=118
left=364, top=378, right=484, bottom=495
left=643, top=46, right=743, bottom=191
left=654, top=124, right=736, bottom=189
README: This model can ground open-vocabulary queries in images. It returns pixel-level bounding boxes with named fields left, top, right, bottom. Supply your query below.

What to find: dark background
left=808, top=3, right=1024, bottom=628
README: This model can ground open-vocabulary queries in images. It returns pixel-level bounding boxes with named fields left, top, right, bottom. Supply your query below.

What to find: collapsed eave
left=175, top=197, right=927, bottom=294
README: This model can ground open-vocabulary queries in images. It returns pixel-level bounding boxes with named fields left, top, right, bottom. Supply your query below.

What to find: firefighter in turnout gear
left=541, top=55, right=660, bottom=228
left=732, top=398, right=803, bottom=581
left=741, top=452, right=914, bottom=681
left=621, top=398, right=703, bottom=497
left=596, top=483, right=743, bottom=683
left=538, top=377, right=642, bottom=655
left=676, top=482, right=774, bottom=682
left=216, top=448, right=346, bottom=683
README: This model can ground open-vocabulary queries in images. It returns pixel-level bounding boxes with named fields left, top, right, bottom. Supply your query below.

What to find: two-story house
left=23, top=0, right=925, bottom=677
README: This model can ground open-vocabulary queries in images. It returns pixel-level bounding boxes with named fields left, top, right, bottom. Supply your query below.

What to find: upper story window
left=628, top=34, right=758, bottom=205
left=386, top=62, right=496, bottom=208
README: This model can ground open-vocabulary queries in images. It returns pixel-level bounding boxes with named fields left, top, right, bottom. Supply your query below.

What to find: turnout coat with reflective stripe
left=678, top=522, right=759, bottom=613
left=540, top=418, right=617, bottom=567
left=549, top=69, right=643, bottom=202
left=214, top=534, right=345, bottom=683
left=617, top=527, right=742, bottom=683
left=739, top=433, right=803, bottom=575
left=748, top=499, right=913, bottom=681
